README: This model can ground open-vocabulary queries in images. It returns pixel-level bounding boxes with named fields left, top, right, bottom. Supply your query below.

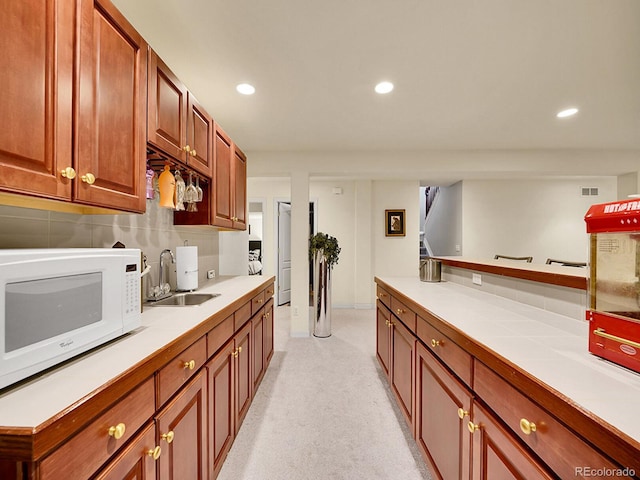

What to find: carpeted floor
left=217, top=306, right=433, bottom=480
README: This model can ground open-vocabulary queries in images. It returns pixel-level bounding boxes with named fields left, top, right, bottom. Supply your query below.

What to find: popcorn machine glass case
left=585, top=199, right=640, bottom=374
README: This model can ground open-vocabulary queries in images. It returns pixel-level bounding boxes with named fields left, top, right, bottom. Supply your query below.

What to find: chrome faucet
left=159, top=249, right=175, bottom=288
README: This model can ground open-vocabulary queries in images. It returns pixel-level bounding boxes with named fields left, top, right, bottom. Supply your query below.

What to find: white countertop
left=378, top=276, right=640, bottom=446
left=0, top=275, right=269, bottom=428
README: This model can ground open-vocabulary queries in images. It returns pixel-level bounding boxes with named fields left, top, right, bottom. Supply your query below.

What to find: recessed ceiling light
left=557, top=107, right=578, bottom=118
left=236, top=83, right=255, bottom=95
left=375, top=81, right=394, bottom=94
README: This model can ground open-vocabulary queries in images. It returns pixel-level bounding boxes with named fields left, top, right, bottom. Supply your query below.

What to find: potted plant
left=309, top=233, right=340, bottom=337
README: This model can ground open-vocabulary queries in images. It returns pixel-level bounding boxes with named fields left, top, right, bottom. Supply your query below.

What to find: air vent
left=581, top=187, right=599, bottom=197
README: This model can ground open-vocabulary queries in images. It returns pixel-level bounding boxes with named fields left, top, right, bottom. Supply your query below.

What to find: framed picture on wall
left=385, top=209, right=405, bottom=237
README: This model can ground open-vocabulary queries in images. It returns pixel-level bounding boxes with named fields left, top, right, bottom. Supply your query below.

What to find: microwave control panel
left=125, top=263, right=140, bottom=315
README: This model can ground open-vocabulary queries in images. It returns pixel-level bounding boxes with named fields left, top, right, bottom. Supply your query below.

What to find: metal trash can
left=420, top=258, right=441, bottom=282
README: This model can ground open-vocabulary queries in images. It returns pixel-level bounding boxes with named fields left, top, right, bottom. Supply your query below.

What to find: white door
left=277, top=202, right=292, bottom=305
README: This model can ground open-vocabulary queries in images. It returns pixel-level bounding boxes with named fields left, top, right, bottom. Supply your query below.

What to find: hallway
left=218, top=307, right=432, bottom=480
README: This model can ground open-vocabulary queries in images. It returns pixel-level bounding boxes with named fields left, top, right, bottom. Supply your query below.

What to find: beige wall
left=0, top=201, right=219, bottom=297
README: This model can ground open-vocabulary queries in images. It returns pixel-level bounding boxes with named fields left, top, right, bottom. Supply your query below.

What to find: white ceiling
left=112, top=0, right=640, bottom=183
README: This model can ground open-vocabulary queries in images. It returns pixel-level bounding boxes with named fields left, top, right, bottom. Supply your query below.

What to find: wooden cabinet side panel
left=232, top=145, right=247, bottom=229
left=0, top=0, right=73, bottom=199
left=156, top=371, right=208, bottom=480
left=75, top=0, right=147, bottom=212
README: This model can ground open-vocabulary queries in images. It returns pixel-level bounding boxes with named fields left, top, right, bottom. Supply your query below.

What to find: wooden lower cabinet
left=390, top=315, right=415, bottom=430
left=415, top=342, right=472, bottom=480
left=376, top=301, right=392, bottom=377
left=156, top=370, right=208, bottom=480
left=469, top=402, right=554, bottom=480
left=207, top=339, right=235, bottom=479
left=252, top=307, right=265, bottom=390
left=93, top=423, right=158, bottom=480
left=234, top=321, right=253, bottom=434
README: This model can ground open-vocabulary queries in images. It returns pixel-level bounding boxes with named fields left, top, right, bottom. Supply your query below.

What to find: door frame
left=273, top=197, right=317, bottom=307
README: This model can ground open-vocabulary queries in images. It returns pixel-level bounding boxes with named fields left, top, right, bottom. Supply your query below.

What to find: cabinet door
left=156, top=371, right=208, bottom=480
left=212, top=124, right=233, bottom=228
left=75, top=0, right=147, bottom=213
left=390, top=315, right=415, bottom=430
left=263, top=298, right=274, bottom=368
left=234, top=322, right=253, bottom=433
left=376, top=302, right=391, bottom=378
left=470, top=402, right=554, bottom=480
left=93, top=423, right=158, bottom=480
left=252, top=308, right=265, bottom=390
left=147, top=49, right=188, bottom=162
left=415, top=342, right=472, bottom=480
left=207, top=340, right=235, bottom=479
left=0, top=0, right=74, bottom=200
left=232, top=145, right=247, bottom=230
left=187, top=93, right=213, bottom=177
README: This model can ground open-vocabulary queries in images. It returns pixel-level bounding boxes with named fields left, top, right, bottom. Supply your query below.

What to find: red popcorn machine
left=585, top=199, right=640, bottom=374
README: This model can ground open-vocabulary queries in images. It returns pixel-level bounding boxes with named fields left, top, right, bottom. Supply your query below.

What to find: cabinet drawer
left=265, top=283, right=275, bottom=299
left=474, top=361, right=624, bottom=479
left=40, top=377, right=155, bottom=480
left=207, top=314, right=234, bottom=357
left=417, top=316, right=472, bottom=387
left=377, top=285, right=391, bottom=309
left=234, top=301, right=252, bottom=331
left=390, top=296, right=416, bottom=332
left=251, top=290, right=266, bottom=316
left=157, top=336, right=207, bottom=406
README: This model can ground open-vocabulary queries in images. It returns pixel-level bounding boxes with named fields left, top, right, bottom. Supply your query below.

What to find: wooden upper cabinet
left=212, top=124, right=233, bottom=228
left=187, top=94, right=213, bottom=177
left=75, top=0, right=148, bottom=213
left=147, top=49, right=188, bottom=163
left=233, top=145, right=247, bottom=230
left=0, top=0, right=75, bottom=200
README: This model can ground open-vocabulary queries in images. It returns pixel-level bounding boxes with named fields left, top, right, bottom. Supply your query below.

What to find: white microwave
left=0, top=248, right=141, bottom=390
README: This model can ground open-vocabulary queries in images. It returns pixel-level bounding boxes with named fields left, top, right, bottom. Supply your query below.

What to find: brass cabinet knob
left=457, top=408, right=469, bottom=420
left=468, top=421, right=480, bottom=434
left=108, top=422, right=126, bottom=439
left=190, top=149, right=197, bottom=157
left=81, top=173, right=96, bottom=184
left=519, top=418, right=537, bottom=435
left=147, top=446, right=161, bottom=460
left=379, top=292, right=386, bottom=297
left=396, top=308, right=405, bottom=315
left=238, top=346, right=243, bottom=354
left=161, top=431, right=175, bottom=444
left=431, top=339, right=441, bottom=348
left=183, top=360, right=196, bottom=370
left=183, top=145, right=191, bottom=153
left=60, top=167, right=76, bottom=179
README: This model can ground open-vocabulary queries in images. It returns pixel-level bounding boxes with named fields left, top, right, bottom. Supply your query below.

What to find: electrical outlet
left=207, top=269, right=216, bottom=279
left=472, top=273, right=482, bottom=286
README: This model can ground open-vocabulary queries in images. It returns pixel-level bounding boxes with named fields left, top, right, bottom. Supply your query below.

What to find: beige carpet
left=217, top=306, right=433, bottom=480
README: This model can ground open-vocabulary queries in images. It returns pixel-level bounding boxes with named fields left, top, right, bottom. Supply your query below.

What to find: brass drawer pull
left=183, top=360, right=196, bottom=370
left=108, top=423, right=126, bottom=439
left=593, top=328, right=640, bottom=349
left=431, top=339, right=441, bottom=348
left=161, top=431, right=175, bottom=444
left=396, top=308, right=405, bottom=315
left=457, top=408, right=469, bottom=420
left=468, top=421, right=480, bottom=434
left=519, top=418, right=537, bottom=435
left=147, top=446, right=161, bottom=460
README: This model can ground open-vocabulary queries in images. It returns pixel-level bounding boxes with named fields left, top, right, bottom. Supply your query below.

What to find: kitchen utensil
left=174, top=170, right=185, bottom=211
left=420, top=258, right=441, bottom=282
left=158, top=164, right=175, bottom=208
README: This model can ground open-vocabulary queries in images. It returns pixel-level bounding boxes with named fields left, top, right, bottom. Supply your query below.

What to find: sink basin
left=150, top=292, right=220, bottom=307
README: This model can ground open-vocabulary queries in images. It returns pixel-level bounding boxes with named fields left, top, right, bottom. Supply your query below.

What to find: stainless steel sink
left=149, top=292, right=220, bottom=307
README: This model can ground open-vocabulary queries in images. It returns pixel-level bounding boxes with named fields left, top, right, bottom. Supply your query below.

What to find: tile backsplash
left=0, top=201, right=219, bottom=297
